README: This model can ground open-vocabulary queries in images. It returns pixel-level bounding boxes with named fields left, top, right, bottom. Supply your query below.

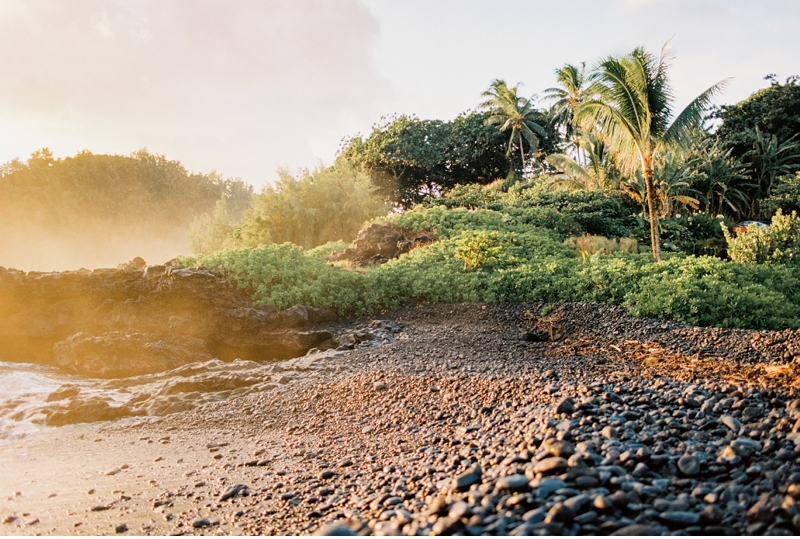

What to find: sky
left=0, top=0, right=798, bottom=189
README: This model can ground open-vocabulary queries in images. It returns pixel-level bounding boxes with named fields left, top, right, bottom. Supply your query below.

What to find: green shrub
left=762, top=172, right=800, bottom=217
left=305, top=241, right=350, bottom=259
left=724, top=209, right=800, bottom=265
left=184, top=201, right=800, bottom=330
left=232, top=162, right=390, bottom=250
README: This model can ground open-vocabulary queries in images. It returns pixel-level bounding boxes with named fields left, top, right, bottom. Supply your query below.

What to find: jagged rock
left=327, top=222, right=434, bottom=266
left=53, top=332, right=213, bottom=378
left=0, top=264, right=340, bottom=376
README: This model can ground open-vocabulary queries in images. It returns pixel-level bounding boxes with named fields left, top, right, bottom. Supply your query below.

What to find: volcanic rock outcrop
left=0, top=262, right=337, bottom=377
left=327, top=222, right=433, bottom=266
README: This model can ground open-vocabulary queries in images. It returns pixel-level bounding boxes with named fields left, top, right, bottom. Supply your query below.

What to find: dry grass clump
left=565, top=234, right=639, bottom=256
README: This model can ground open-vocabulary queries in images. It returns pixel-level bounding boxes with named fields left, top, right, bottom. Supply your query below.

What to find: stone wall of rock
left=0, top=263, right=338, bottom=377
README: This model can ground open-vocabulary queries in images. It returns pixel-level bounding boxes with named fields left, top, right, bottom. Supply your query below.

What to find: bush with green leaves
left=231, top=162, right=390, bottom=250
left=724, top=209, right=800, bottom=265
left=762, top=172, right=800, bottom=217
left=184, top=220, right=800, bottom=330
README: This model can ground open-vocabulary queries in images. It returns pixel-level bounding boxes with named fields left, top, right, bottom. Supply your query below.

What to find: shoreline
left=2, top=302, right=800, bottom=535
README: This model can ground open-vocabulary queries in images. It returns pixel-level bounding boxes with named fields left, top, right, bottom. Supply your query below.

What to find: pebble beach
left=2, top=302, right=800, bottom=536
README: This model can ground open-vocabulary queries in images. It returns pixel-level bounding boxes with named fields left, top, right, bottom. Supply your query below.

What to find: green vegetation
left=9, top=43, right=800, bottom=332
left=574, top=44, right=727, bottom=261
left=183, top=193, right=800, bottom=329
left=206, top=163, right=389, bottom=253
left=0, top=148, right=251, bottom=269
left=724, top=210, right=800, bottom=265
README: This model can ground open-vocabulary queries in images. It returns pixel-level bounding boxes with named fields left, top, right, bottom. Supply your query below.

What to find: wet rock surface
left=4, top=301, right=800, bottom=535
left=0, top=262, right=339, bottom=376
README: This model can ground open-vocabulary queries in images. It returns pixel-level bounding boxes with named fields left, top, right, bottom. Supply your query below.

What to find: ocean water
left=0, top=350, right=339, bottom=443
left=0, top=361, right=84, bottom=442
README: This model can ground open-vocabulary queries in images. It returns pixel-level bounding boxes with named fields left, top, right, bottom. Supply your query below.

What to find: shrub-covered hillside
left=183, top=181, right=800, bottom=331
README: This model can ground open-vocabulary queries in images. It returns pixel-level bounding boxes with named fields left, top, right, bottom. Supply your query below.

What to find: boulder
left=327, top=222, right=433, bottom=266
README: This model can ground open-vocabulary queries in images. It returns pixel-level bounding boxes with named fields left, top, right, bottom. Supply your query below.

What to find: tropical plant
left=480, top=79, right=548, bottom=171
left=686, top=137, right=751, bottom=218
left=576, top=43, right=727, bottom=261
left=724, top=209, right=800, bottom=265
left=761, top=172, right=800, bottom=217
left=746, top=128, right=800, bottom=214
left=543, top=63, right=587, bottom=164
left=546, top=129, right=621, bottom=192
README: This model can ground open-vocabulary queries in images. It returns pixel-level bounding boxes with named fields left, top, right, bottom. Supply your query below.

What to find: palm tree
left=576, top=43, right=727, bottom=261
left=546, top=129, right=621, bottom=191
left=543, top=63, right=586, bottom=164
left=480, top=79, right=547, bottom=171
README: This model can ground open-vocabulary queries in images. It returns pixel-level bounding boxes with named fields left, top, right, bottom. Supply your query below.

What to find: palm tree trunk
left=519, top=132, right=526, bottom=171
left=643, top=157, right=662, bottom=262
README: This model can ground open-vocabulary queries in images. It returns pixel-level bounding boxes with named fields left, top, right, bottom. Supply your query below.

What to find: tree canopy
left=0, top=149, right=250, bottom=269
left=714, top=76, right=800, bottom=160
left=337, top=109, right=559, bottom=207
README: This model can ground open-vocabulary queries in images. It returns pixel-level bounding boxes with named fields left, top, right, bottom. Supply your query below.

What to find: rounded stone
left=496, top=474, right=529, bottom=491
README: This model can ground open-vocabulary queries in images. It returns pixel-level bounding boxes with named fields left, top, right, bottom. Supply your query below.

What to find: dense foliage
left=337, top=110, right=559, bottom=207
left=226, top=163, right=390, bottom=251
left=0, top=148, right=251, bottom=268
left=714, top=76, right=800, bottom=160
left=185, top=193, right=800, bottom=330
left=724, top=210, right=800, bottom=265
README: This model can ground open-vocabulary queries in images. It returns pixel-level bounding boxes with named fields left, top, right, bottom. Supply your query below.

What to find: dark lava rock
left=496, top=474, right=529, bottom=491
left=521, top=330, right=548, bottom=343
left=658, top=511, right=700, bottom=526
left=677, top=454, right=700, bottom=477
left=611, top=524, right=664, bottom=535
left=554, top=398, right=575, bottom=415
left=54, top=332, right=213, bottom=378
left=192, top=518, right=211, bottom=529
left=313, top=521, right=356, bottom=536
left=453, top=465, right=482, bottom=491
left=0, top=264, right=339, bottom=374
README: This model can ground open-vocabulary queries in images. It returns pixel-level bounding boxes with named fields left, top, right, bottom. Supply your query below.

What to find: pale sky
left=0, top=0, right=798, bottom=188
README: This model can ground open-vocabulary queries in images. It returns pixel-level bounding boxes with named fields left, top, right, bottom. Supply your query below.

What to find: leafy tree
left=0, top=148, right=247, bottom=269
left=480, top=79, right=548, bottom=171
left=338, top=111, right=512, bottom=206
left=232, top=162, right=389, bottom=250
left=685, top=137, right=751, bottom=218
left=745, top=128, right=800, bottom=215
left=576, top=43, right=727, bottom=261
left=762, top=172, right=800, bottom=217
left=714, top=76, right=800, bottom=161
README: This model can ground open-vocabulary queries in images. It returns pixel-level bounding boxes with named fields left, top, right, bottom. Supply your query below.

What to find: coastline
left=2, top=302, right=799, bottom=535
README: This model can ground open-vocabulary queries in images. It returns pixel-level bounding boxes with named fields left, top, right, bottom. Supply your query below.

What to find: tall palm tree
left=480, top=79, right=547, bottom=171
left=543, top=63, right=586, bottom=164
left=576, top=43, right=727, bottom=261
